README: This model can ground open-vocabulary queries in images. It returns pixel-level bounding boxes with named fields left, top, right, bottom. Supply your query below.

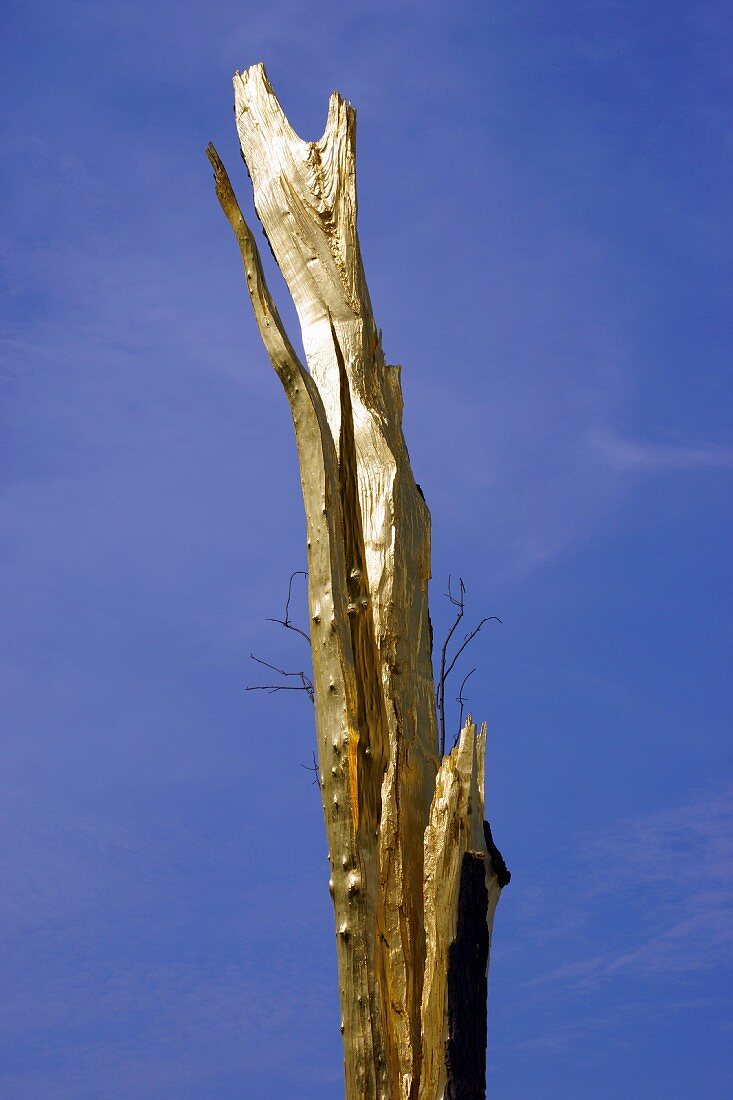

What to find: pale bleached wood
left=205, top=144, right=389, bottom=1098
left=232, top=64, right=438, bottom=1096
left=208, top=65, right=503, bottom=1100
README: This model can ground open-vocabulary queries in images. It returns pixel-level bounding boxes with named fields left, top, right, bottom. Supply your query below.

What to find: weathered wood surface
left=208, top=64, right=504, bottom=1100
left=419, top=721, right=501, bottom=1100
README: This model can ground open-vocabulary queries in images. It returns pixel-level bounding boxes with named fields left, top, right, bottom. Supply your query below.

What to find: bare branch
left=454, top=667, right=476, bottom=747
left=266, top=570, right=311, bottom=645
left=442, top=616, right=502, bottom=684
left=446, top=574, right=465, bottom=610
left=300, top=750, right=322, bottom=790
left=437, top=576, right=466, bottom=755
left=246, top=653, right=314, bottom=703
left=436, top=577, right=501, bottom=755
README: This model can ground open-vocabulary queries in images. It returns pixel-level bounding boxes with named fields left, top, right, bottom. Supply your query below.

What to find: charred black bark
left=445, top=852, right=489, bottom=1100
left=482, top=820, right=511, bottom=889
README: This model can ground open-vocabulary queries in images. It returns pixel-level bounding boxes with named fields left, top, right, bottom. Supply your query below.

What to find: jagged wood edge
left=206, top=143, right=390, bottom=1097
left=231, top=65, right=438, bottom=1093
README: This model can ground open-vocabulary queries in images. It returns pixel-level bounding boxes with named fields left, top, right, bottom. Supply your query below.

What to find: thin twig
left=300, top=751, right=321, bottom=790
left=266, top=570, right=311, bottom=645
left=436, top=577, right=502, bottom=755
left=454, top=667, right=476, bottom=747
left=246, top=653, right=314, bottom=702
left=437, top=576, right=466, bottom=755
left=442, top=616, right=502, bottom=684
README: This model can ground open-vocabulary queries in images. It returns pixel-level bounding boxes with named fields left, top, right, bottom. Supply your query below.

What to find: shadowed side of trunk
left=445, top=853, right=489, bottom=1100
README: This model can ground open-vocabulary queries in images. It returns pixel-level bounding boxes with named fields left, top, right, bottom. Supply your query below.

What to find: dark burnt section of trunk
left=445, top=852, right=489, bottom=1100
left=482, top=819, right=511, bottom=889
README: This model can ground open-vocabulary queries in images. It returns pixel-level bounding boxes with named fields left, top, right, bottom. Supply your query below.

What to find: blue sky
left=1, top=1, right=731, bottom=1096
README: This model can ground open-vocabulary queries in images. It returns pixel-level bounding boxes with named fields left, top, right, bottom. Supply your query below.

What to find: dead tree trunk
left=207, top=63, right=504, bottom=1100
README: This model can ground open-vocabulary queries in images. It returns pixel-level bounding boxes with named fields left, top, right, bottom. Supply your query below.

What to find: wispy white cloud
left=524, top=786, right=733, bottom=992
left=591, top=429, right=733, bottom=472
left=491, top=786, right=733, bottom=1058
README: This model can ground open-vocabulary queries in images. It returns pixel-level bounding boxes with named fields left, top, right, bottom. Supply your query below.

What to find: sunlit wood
left=208, top=63, right=504, bottom=1099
